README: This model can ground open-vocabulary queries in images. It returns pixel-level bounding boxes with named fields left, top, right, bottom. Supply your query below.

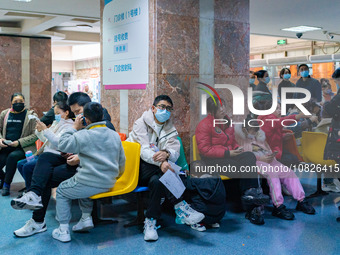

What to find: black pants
left=30, top=152, right=77, bottom=223
left=202, top=151, right=259, bottom=194
left=0, top=147, right=25, bottom=185
left=138, top=159, right=182, bottom=220
left=279, top=149, right=299, bottom=167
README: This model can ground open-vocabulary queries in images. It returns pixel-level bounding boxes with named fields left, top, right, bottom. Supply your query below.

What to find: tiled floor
left=0, top=174, right=339, bottom=255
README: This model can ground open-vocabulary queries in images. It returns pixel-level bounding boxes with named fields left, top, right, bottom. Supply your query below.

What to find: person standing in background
left=254, top=70, right=271, bottom=94
left=249, top=71, right=256, bottom=89
left=83, top=85, right=93, bottom=99
left=294, top=64, right=322, bottom=102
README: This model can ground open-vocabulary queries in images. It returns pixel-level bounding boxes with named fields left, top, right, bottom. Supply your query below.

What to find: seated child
left=52, top=102, right=125, bottom=242
left=234, top=116, right=315, bottom=220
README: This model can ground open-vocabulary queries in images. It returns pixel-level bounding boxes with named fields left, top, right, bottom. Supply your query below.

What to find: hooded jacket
left=234, top=124, right=272, bottom=159
left=127, top=108, right=180, bottom=166
left=257, top=114, right=297, bottom=160
left=195, top=114, right=239, bottom=158
left=0, top=108, right=38, bottom=153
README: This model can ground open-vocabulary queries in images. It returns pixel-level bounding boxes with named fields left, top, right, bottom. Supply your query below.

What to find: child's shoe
left=52, top=226, right=71, bottom=243
left=72, top=216, right=94, bottom=232
left=272, top=204, right=295, bottom=220
left=245, top=206, right=265, bottom=225
left=296, top=200, right=315, bottom=214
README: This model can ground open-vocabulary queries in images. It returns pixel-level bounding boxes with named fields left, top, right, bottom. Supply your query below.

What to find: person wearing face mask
left=127, top=95, right=205, bottom=242
left=249, top=71, right=256, bottom=89
left=278, top=68, right=295, bottom=104
left=294, top=64, right=322, bottom=102
left=320, top=78, right=334, bottom=103
left=332, top=67, right=340, bottom=94
left=254, top=70, right=271, bottom=94
left=40, top=91, right=68, bottom=126
left=16, top=101, right=75, bottom=191
left=195, top=96, right=270, bottom=226
left=234, top=115, right=314, bottom=220
left=0, top=93, right=38, bottom=196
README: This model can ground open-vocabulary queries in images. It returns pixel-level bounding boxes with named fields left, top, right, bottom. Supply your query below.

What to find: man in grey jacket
left=127, top=95, right=204, bottom=242
left=52, top=102, right=125, bottom=242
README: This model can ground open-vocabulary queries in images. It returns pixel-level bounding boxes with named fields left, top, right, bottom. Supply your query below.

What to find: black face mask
left=12, top=103, right=25, bottom=112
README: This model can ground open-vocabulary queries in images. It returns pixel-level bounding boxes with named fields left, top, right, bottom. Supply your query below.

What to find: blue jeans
left=17, top=156, right=39, bottom=190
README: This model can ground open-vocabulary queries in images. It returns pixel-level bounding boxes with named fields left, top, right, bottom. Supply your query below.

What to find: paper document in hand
left=168, top=161, right=182, bottom=174
left=159, top=170, right=186, bottom=199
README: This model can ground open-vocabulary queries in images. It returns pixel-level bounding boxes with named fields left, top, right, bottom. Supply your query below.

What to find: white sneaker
left=72, top=216, right=94, bottom=232
left=52, top=227, right=71, bottom=243
left=174, top=201, right=205, bottom=225
left=190, top=223, right=206, bottom=232
left=322, top=183, right=340, bottom=193
left=210, top=223, right=220, bottom=228
left=11, top=191, right=43, bottom=210
left=143, top=218, right=159, bottom=241
left=14, top=219, right=47, bottom=237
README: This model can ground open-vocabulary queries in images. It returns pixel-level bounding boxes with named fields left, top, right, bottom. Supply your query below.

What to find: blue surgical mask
left=249, top=78, right=255, bottom=84
left=155, top=109, right=171, bottom=123
left=55, top=114, right=61, bottom=122
left=283, top=74, right=291, bottom=80
left=264, top=77, right=270, bottom=84
left=300, top=70, right=309, bottom=78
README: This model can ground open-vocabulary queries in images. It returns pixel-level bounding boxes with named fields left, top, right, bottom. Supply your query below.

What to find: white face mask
left=248, top=134, right=255, bottom=139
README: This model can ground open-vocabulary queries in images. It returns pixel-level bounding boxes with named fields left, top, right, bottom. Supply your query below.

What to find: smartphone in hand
left=3, top=140, right=13, bottom=146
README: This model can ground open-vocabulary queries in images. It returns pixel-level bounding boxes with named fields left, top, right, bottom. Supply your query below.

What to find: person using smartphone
left=195, top=96, right=270, bottom=226
left=0, top=93, right=38, bottom=196
left=234, top=115, right=315, bottom=221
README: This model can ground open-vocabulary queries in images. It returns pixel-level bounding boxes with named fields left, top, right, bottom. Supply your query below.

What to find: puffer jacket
left=0, top=108, right=38, bottom=153
left=195, top=114, right=239, bottom=158
left=258, top=114, right=297, bottom=160
left=127, top=108, right=180, bottom=166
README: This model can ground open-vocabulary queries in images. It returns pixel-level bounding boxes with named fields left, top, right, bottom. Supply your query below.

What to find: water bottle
left=25, top=151, right=34, bottom=162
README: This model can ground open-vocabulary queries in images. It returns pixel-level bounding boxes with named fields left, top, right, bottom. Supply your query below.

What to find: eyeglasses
left=155, top=104, right=173, bottom=112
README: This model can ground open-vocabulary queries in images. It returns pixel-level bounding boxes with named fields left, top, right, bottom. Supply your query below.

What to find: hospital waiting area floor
left=0, top=173, right=339, bottom=255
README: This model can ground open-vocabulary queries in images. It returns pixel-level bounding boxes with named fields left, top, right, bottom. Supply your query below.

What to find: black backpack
left=184, top=177, right=226, bottom=224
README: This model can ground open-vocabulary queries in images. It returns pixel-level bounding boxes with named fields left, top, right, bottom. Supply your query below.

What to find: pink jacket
left=233, top=124, right=272, bottom=160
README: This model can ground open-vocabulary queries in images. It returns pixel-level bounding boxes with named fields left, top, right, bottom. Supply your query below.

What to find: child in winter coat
left=234, top=116, right=315, bottom=220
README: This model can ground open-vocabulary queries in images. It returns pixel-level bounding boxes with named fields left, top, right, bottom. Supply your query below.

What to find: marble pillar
left=100, top=0, right=250, bottom=163
left=0, top=35, right=51, bottom=117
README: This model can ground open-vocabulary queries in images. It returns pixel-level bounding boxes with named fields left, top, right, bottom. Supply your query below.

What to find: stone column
left=100, top=0, right=249, bottom=161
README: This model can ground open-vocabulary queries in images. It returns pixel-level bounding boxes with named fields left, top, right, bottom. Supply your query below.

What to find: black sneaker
left=245, top=206, right=265, bottom=225
left=2, top=186, right=10, bottom=196
left=272, top=204, right=295, bottom=220
left=296, top=201, right=315, bottom=214
left=242, top=187, right=270, bottom=207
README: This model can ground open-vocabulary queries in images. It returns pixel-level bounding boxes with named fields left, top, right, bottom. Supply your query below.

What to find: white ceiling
left=0, top=0, right=100, bottom=45
left=0, top=0, right=339, bottom=46
left=250, top=0, right=340, bottom=42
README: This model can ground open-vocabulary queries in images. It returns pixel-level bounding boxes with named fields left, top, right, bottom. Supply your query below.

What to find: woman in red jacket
left=195, top=96, right=270, bottom=225
left=257, top=103, right=308, bottom=166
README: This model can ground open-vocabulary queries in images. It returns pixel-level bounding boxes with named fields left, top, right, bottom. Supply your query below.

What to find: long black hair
left=55, top=101, right=75, bottom=119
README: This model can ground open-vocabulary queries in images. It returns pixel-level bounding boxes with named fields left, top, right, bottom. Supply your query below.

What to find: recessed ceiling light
left=282, top=26, right=322, bottom=33
left=76, top=24, right=93, bottom=28
left=13, top=0, right=32, bottom=2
